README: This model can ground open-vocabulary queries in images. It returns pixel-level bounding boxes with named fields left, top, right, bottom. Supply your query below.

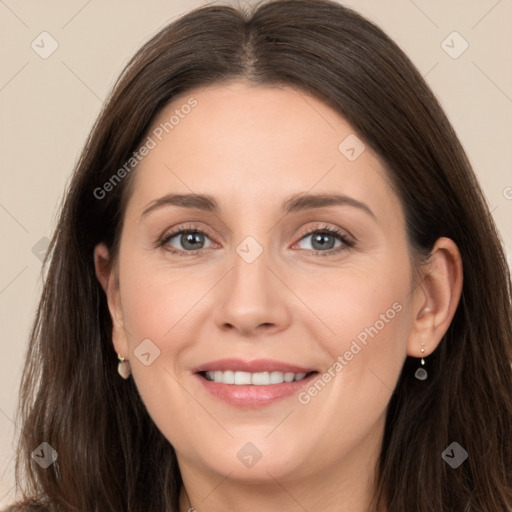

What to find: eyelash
left=157, top=223, right=354, bottom=258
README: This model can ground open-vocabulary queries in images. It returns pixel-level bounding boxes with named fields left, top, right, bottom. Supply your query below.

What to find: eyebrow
left=140, top=192, right=376, bottom=220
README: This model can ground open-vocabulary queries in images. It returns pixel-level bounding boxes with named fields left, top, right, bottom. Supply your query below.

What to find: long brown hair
left=9, top=1, right=512, bottom=511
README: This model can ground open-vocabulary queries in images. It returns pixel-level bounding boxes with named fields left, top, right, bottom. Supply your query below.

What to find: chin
left=195, top=435, right=311, bottom=482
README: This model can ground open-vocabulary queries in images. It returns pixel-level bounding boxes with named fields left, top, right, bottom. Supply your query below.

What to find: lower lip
left=195, top=372, right=318, bottom=409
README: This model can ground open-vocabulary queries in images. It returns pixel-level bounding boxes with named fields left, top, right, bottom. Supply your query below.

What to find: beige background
left=1, top=0, right=511, bottom=504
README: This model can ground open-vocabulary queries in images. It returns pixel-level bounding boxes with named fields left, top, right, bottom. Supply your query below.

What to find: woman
left=7, top=0, right=512, bottom=511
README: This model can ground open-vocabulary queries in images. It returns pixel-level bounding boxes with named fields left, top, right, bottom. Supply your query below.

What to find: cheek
left=117, top=259, right=207, bottom=438
left=294, top=277, right=409, bottom=467
left=118, top=254, right=206, bottom=343
left=296, top=252, right=411, bottom=358
left=116, top=255, right=199, bottom=397
left=299, top=250, right=411, bottom=417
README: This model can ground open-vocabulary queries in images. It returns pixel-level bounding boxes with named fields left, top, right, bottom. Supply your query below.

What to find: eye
left=158, top=223, right=354, bottom=257
left=159, top=224, right=215, bottom=256
left=294, top=225, right=353, bottom=256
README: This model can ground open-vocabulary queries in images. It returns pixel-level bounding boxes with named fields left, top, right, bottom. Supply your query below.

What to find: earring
left=414, top=342, right=428, bottom=381
left=117, top=354, right=131, bottom=379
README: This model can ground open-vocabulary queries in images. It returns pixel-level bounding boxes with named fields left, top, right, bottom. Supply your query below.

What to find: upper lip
left=193, top=358, right=317, bottom=374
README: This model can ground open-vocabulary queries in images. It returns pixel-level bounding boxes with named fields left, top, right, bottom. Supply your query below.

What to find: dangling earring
left=414, top=342, right=428, bottom=381
left=117, top=354, right=131, bottom=379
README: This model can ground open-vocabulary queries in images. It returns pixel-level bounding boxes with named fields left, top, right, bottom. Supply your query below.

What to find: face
left=102, top=82, right=423, bottom=487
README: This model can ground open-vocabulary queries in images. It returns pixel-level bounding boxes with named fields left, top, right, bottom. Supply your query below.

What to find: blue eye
left=295, top=225, right=353, bottom=256
left=159, top=224, right=353, bottom=257
left=161, top=228, right=213, bottom=256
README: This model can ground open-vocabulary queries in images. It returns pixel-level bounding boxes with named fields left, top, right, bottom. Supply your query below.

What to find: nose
left=213, top=246, right=292, bottom=338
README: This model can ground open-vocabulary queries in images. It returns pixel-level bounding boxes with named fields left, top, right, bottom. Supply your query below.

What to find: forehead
left=125, top=82, right=402, bottom=223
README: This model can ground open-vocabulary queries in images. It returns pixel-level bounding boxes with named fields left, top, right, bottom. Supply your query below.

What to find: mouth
left=192, top=359, right=320, bottom=408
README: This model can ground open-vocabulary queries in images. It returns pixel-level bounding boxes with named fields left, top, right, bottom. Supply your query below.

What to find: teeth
left=204, top=370, right=310, bottom=385
left=234, top=371, right=251, bottom=385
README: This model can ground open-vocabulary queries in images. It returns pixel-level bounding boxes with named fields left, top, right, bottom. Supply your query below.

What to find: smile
left=201, top=370, right=314, bottom=385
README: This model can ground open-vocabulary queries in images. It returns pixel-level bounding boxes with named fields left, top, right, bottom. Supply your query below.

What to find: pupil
left=182, top=232, right=203, bottom=250
left=312, top=233, right=334, bottom=250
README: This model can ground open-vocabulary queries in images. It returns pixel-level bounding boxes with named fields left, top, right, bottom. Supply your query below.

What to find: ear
left=94, top=243, right=129, bottom=358
left=407, top=237, right=463, bottom=358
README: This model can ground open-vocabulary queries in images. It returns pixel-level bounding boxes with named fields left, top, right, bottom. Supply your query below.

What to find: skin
left=95, top=82, right=463, bottom=512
